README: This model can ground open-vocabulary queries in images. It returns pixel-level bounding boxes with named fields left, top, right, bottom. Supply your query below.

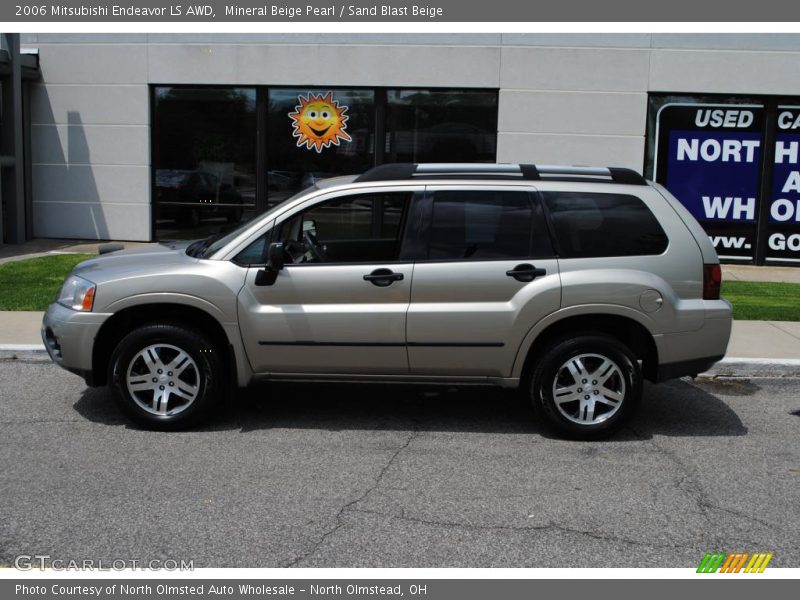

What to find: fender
left=510, top=304, right=658, bottom=380
left=103, top=292, right=253, bottom=387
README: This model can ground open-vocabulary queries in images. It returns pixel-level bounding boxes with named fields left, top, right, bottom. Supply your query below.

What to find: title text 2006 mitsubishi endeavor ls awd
left=42, top=163, right=732, bottom=439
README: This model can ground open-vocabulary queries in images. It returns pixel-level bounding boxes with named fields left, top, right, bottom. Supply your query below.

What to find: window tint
left=278, top=193, right=411, bottom=264
left=427, top=191, right=551, bottom=260
left=542, top=192, right=668, bottom=258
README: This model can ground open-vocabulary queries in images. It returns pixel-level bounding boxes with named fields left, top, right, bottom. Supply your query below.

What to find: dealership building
left=2, top=32, right=800, bottom=265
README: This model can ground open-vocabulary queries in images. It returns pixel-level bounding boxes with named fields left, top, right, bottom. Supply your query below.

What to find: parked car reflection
left=156, top=169, right=245, bottom=228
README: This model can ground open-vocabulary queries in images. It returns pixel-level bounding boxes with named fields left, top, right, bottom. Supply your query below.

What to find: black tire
left=109, top=323, right=224, bottom=430
left=529, top=335, right=642, bottom=440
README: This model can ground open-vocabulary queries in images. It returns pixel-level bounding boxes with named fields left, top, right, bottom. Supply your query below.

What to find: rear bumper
left=653, top=301, right=732, bottom=382
left=41, top=302, right=111, bottom=386
left=655, top=355, right=724, bottom=382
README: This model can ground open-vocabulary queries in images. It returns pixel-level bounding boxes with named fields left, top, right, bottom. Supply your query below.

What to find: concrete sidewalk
left=723, top=264, right=800, bottom=284
left=0, top=238, right=156, bottom=265
left=0, top=311, right=46, bottom=346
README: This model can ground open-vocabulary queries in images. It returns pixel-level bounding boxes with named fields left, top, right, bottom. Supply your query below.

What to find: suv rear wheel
left=109, top=323, right=224, bottom=430
left=530, top=335, right=641, bottom=439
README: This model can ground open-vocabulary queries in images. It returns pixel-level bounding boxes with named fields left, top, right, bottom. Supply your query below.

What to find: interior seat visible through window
left=278, top=193, right=412, bottom=264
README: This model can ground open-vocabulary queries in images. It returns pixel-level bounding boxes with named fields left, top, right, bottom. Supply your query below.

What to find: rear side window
left=427, top=190, right=553, bottom=260
left=542, top=192, right=668, bottom=258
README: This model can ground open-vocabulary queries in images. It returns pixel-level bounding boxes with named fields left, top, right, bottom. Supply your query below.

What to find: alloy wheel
left=125, top=344, right=200, bottom=416
left=551, top=353, right=626, bottom=425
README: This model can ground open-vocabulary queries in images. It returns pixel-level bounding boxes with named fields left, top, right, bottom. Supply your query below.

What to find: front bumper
left=41, top=302, right=111, bottom=385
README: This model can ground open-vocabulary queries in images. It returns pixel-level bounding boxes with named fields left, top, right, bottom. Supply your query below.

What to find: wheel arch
left=514, top=308, right=659, bottom=384
left=91, top=302, right=245, bottom=387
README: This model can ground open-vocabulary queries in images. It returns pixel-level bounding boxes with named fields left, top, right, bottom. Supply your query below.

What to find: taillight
left=703, top=264, right=722, bottom=300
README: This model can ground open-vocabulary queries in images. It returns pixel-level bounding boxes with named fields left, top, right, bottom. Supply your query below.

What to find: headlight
left=56, top=275, right=96, bottom=311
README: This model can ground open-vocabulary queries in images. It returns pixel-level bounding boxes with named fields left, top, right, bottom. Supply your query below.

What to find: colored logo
left=288, top=92, right=352, bottom=153
left=697, top=552, right=773, bottom=573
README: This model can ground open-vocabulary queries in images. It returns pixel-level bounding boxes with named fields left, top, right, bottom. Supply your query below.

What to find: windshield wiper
left=185, top=235, right=218, bottom=258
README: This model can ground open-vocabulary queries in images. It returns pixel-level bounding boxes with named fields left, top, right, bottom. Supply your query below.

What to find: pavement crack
left=700, top=502, right=777, bottom=531
left=349, top=507, right=700, bottom=552
left=284, top=428, right=420, bottom=567
left=626, top=426, right=777, bottom=537
left=767, top=321, right=800, bottom=342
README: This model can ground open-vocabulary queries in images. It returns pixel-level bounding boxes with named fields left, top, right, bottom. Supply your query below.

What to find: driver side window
left=277, top=192, right=411, bottom=264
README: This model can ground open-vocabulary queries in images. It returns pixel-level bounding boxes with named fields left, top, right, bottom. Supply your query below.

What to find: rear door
left=406, top=186, right=561, bottom=378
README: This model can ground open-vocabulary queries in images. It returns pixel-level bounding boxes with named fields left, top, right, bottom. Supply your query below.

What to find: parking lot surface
left=1, top=360, right=798, bottom=568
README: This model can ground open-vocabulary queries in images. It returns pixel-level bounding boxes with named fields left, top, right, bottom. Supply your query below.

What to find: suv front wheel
left=109, top=323, right=224, bottom=430
left=530, top=335, right=642, bottom=439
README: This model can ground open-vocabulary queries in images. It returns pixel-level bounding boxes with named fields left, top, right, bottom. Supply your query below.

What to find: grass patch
left=722, top=280, right=800, bottom=321
left=0, top=254, right=95, bottom=311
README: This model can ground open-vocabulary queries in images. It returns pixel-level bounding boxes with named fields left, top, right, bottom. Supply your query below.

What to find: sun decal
left=288, top=92, right=352, bottom=153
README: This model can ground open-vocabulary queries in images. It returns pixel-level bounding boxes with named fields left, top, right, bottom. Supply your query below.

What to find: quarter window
left=542, top=192, right=669, bottom=258
left=427, top=191, right=552, bottom=260
left=232, top=232, right=270, bottom=266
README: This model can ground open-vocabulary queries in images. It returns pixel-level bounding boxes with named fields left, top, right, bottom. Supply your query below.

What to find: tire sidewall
left=110, top=324, right=222, bottom=430
left=531, top=335, right=642, bottom=439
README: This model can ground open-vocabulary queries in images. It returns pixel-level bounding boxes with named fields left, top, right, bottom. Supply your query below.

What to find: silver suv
left=42, top=163, right=732, bottom=439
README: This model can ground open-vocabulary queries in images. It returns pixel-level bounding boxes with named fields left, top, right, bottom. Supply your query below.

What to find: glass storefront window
left=151, top=86, right=498, bottom=242
left=152, top=87, right=257, bottom=240
left=266, top=88, right=375, bottom=207
left=385, top=89, right=498, bottom=163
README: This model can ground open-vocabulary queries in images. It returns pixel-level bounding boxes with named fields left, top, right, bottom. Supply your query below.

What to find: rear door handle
left=364, top=268, right=404, bottom=287
left=506, top=263, right=547, bottom=282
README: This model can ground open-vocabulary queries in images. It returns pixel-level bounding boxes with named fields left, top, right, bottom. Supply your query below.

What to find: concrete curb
left=700, top=358, right=800, bottom=378
left=0, top=346, right=798, bottom=377
left=0, top=345, right=49, bottom=363
left=0, top=344, right=45, bottom=352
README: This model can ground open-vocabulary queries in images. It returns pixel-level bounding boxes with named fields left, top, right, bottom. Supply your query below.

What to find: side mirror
left=267, top=242, right=285, bottom=270
left=255, top=242, right=285, bottom=286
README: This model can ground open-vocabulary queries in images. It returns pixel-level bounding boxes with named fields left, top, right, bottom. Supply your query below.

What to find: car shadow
left=73, top=377, right=748, bottom=440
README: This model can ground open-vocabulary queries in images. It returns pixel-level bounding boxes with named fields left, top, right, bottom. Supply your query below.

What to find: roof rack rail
left=354, top=163, right=648, bottom=185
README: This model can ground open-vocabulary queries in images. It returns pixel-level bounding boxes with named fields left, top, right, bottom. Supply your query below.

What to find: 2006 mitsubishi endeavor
left=42, top=163, right=732, bottom=439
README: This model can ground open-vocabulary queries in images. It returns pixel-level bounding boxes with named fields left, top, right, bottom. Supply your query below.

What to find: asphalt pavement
left=1, top=359, right=799, bottom=568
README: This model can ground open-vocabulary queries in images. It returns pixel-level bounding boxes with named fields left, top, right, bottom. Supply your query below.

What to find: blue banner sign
left=768, top=107, right=800, bottom=263
left=654, top=103, right=765, bottom=261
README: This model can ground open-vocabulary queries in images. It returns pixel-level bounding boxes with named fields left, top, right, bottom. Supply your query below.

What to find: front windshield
left=188, top=186, right=316, bottom=258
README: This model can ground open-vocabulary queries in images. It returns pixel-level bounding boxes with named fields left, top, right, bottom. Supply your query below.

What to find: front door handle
left=364, top=268, right=404, bottom=287
left=506, top=263, right=547, bottom=282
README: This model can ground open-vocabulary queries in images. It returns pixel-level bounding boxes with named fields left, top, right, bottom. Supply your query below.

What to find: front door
left=238, top=189, right=418, bottom=374
left=407, top=186, right=561, bottom=378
